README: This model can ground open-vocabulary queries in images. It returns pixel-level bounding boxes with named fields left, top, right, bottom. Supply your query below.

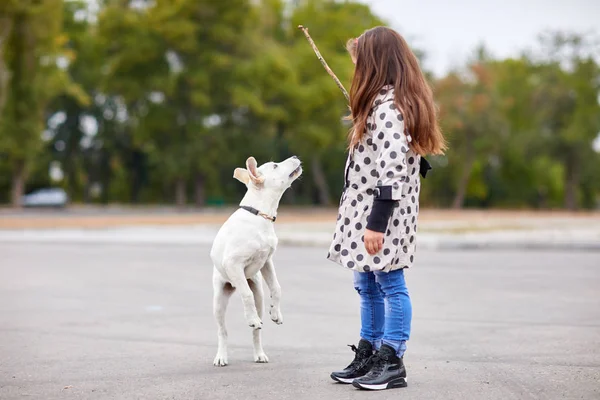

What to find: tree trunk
left=194, top=173, right=205, bottom=208
left=129, top=150, right=143, bottom=203
left=175, top=178, right=186, bottom=209
left=100, top=151, right=111, bottom=204
left=11, top=160, right=25, bottom=208
left=65, top=101, right=83, bottom=201
left=0, top=17, right=13, bottom=119
left=452, top=152, right=475, bottom=209
left=66, top=159, right=79, bottom=202
left=564, top=158, right=578, bottom=211
left=311, top=156, right=330, bottom=206
left=82, top=174, right=90, bottom=204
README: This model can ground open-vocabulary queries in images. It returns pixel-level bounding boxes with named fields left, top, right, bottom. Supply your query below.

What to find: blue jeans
left=353, top=269, right=412, bottom=357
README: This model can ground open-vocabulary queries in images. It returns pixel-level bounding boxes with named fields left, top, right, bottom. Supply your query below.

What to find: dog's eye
left=273, top=164, right=278, bottom=169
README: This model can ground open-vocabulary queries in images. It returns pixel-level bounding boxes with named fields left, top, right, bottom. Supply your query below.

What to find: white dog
left=211, top=156, right=302, bottom=367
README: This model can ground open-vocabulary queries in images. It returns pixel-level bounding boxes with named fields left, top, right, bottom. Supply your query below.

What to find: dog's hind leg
left=225, top=261, right=263, bottom=330
left=213, top=272, right=234, bottom=367
left=248, top=274, right=269, bottom=363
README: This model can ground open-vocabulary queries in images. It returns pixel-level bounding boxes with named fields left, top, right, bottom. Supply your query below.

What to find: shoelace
left=364, top=353, right=388, bottom=377
left=346, top=344, right=370, bottom=369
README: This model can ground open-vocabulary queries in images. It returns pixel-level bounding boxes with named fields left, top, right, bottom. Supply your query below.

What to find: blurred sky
left=361, top=0, right=600, bottom=77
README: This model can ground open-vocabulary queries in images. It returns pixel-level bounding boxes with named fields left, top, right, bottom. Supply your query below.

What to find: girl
left=327, top=26, right=446, bottom=391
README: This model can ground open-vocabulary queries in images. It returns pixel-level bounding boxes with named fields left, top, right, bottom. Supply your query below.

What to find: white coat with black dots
left=327, top=86, right=421, bottom=272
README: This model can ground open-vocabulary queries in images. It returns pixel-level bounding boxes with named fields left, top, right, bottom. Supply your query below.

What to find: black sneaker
left=352, top=344, right=407, bottom=390
left=330, top=339, right=374, bottom=384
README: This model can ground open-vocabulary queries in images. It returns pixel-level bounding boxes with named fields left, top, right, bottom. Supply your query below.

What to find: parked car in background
left=21, top=188, right=69, bottom=208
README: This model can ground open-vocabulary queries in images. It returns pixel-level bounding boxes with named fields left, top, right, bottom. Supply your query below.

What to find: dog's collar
left=240, top=206, right=276, bottom=222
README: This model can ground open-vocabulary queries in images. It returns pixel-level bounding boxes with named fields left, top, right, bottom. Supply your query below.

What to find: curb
left=0, top=228, right=598, bottom=251
left=276, top=237, right=600, bottom=251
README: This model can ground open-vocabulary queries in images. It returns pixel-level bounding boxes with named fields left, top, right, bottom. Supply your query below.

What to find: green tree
left=43, top=0, right=104, bottom=202
left=531, top=32, right=600, bottom=209
left=98, top=0, right=266, bottom=206
left=0, top=0, right=84, bottom=206
left=285, top=0, right=383, bottom=204
left=434, top=48, right=507, bottom=208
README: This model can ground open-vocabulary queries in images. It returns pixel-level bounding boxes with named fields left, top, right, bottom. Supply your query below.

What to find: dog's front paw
left=246, top=314, right=263, bottom=330
left=254, top=351, right=269, bottom=363
left=269, top=306, right=283, bottom=325
left=213, top=352, right=228, bottom=367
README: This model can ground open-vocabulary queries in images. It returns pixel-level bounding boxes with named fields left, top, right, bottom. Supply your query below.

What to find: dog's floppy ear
left=245, top=157, right=265, bottom=184
left=233, top=168, right=250, bottom=185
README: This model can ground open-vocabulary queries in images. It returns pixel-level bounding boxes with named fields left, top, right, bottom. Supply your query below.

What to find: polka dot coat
left=327, top=86, right=421, bottom=272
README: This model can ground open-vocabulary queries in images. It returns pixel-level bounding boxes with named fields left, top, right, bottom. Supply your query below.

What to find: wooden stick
left=298, top=25, right=350, bottom=102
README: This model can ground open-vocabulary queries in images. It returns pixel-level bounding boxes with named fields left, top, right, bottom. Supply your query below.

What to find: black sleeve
left=366, top=199, right=397, bottom=233
left=420, top=157, right=432, bottom=178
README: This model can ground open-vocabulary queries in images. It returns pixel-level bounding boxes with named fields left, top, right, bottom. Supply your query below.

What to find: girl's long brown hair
left=346, top=27, right=446, bottom=156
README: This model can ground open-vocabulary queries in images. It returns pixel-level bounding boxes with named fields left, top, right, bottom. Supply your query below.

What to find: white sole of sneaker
left=330, top=375, right=356, bottom=384
left=353, top=377, right=407, bottom=390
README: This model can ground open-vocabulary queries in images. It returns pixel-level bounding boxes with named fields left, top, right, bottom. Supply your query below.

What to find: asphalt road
left=1, top=243, right=599, bottom=400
